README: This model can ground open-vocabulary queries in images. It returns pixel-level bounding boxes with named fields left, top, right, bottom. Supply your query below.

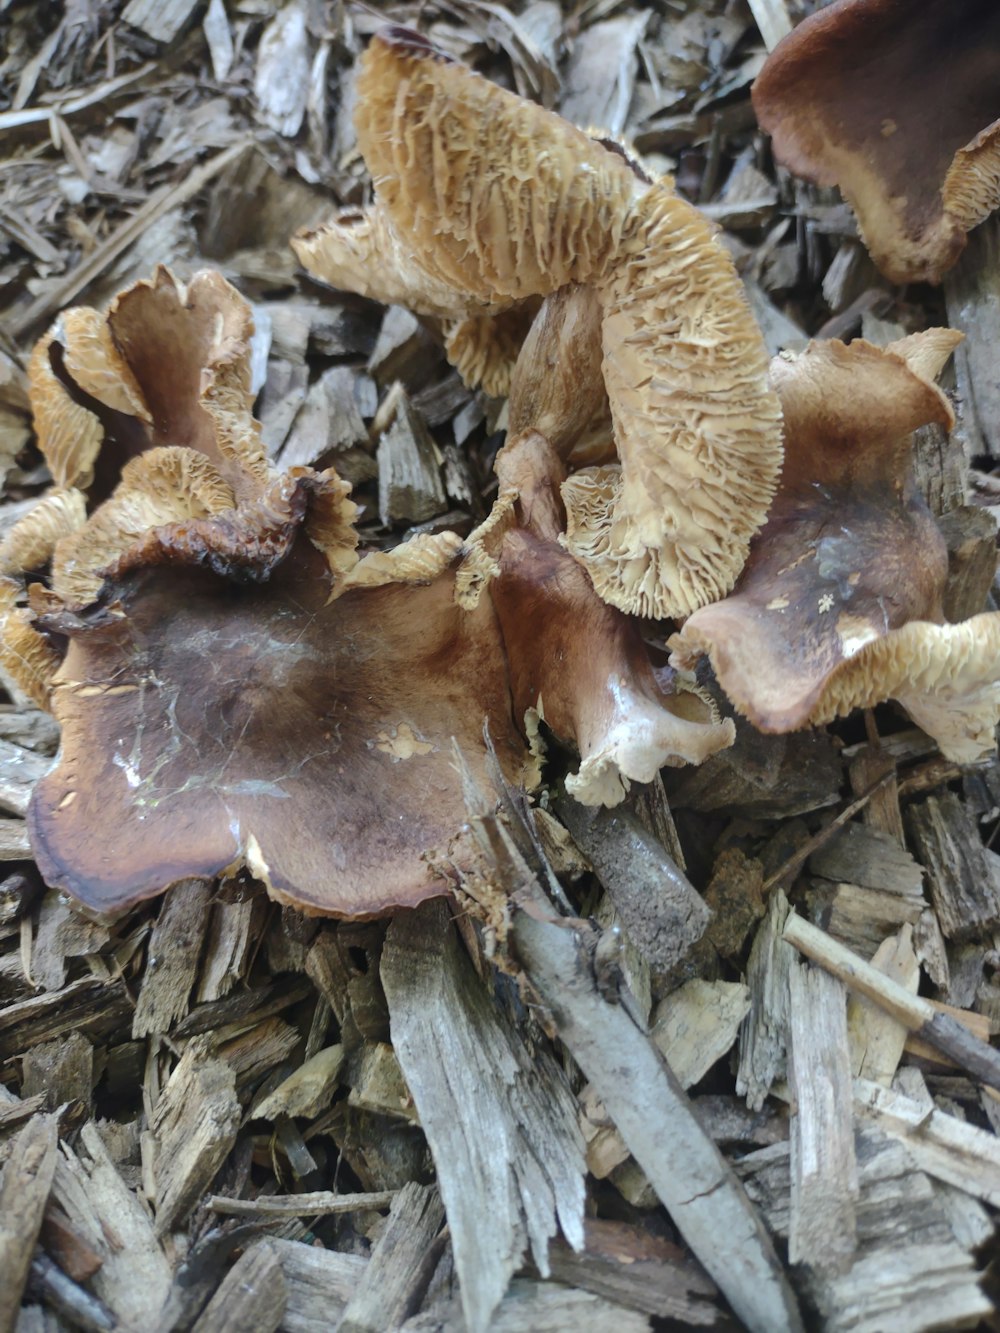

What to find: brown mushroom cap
left=344, top=27, right=782, bottom=620
left=753, top=0, right=1000, bottom=284
left=29, top=536, right=528, bottom=917
left=670, top=334, right=961, bottom=733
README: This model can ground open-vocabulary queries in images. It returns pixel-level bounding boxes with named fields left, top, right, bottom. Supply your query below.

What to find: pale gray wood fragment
left=737, top=890, right=795, bottom=1111
left=339, top=1183, right=444, bottom=1332
left=254, top=1, right=311, bottom=137
left=944, top=213, right=1000, bottom=460
left=907, top=792, right=1000, bottom=940
left=382, top=902, right=586, bottom=1333
left=808, top=823, right=923, bottom=896
left=0, top=1114, right=58, bottom=1333
left=377, top=395, right=447, bottom=526
left=191, top=1241, right=286, bottom=1333
left=122, top=0, right=199, bottom=42
left=512, top=909, right=804, bottom=1333
left=404, top=1278, right=652, bottom=1332
left=51, top=1122, right=171, bottom=1328
left=0, top=738, right=48, bottom=816
left=133, top=879, right=212, bottom=1037
left=788, top=965, right=858, bottom=1271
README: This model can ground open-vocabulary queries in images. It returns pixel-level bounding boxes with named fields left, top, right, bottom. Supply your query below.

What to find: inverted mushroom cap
left=753, top=0, right=1000, bottom=284
left=351, top=27, right=782, bottom=619
left=670, top=333, right=961, bottom=733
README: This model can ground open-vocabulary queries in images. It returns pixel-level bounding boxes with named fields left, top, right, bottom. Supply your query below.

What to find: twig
left=784, top=913, right=1000, bottom=1094
left=207, top=1189, right=397, bottom=1218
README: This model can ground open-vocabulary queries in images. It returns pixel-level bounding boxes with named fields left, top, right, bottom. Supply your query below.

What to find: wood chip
left=150, top=1037, right=240, bottom=1236
left=122, top=0, right=200, bottom=43
left=788, top=964, right=858, bottom=1272
left=191, top=1240, right=286, bottom=1333
left=133, top=879, right=212, bottom=1038
left=512, top=907, right=804, bottom=1333
left=0, top=1114, right=58, bottom=1333
left=339, top=1183, right=444, bottom=1333
left=382, top=902, right=586, bottom=1333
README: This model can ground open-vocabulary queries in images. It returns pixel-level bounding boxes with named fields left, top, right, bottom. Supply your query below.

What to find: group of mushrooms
left=1, top=4, right=999, bottom=921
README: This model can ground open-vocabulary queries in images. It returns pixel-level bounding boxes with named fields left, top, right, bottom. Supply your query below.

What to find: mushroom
left=670, top=331, right=1000, bottom=761
left=460, top=285, right=735, bottom=803
left=752, top=0, right=1000, bottom=284
left=296, top=25, right=783, bottom=621
left=14, top=268, right=733, bottom=919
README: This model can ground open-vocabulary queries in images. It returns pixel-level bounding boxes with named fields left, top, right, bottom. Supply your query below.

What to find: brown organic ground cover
left=1, top=3, right=999, bottom=1330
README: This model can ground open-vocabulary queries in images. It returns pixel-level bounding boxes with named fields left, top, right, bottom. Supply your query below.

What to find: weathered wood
left=0, top=1114, right=58, bottom=1333
left=191, top=1241, right=286, bottom=1333
left=808, top=822, right=923, bottom=896
left=51, top=1122, right=171, bottom=1329
left=703, top=848, right=765, bottom=960
left=545, top=1219, right=720, bottom=1324
left=25, top=1254, right=114, bottom=1333
left=651, top=980, right=750, bottom=1090
left=251, top=1044, right=344, bottom=1121
left=122, top=0, right=199, bottom=42
left=907, top=792, right=1000, bottom=941
left=0, top=738, right=48, bottom=817
left=937, top=506, right=999, bottom=623
left=339, top=1183, right=444, bottom=1332
left=944, top=212, right=1000, bottom=460
left=554, top=797, right=710, bottom=977
left=846, top=928, right=919, bottom=1085
left=151, top=1037, right=240, bottom=1236
left=270, top=1239, right=367, bottom=1333
left=512, top=908, right=804, bottom=1333
left=0, top=978, right=131, bottom=1065
left=209, top=1189, right=395, bottom=1218
left=382, top=902, right=586, bottom=1333
left=788, top=965, right=858, bottom=1272
left=30, top=892, right=110, bottom=992
left=196, top=884, right=267, bottom=1003
left=737, top=890, right=795, bottom=1112
left=404, top=1277, right=653, bottom=1332
left=133, top=879, right=212, bottom=1037
left=376, top=391, right=447, bottom=526
left=21, top=1032, right=93, bottom=1112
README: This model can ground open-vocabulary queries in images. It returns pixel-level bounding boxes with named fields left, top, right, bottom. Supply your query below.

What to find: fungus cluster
left=3, top=23, right=999, bottom=922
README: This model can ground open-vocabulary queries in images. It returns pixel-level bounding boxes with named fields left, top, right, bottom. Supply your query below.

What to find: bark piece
left=554, top=797, right=710, bottom=977
left=133, top=879, right=212, bottom=1037
left=191, top=1241, right=286, bottom=1333
left=945, top=214, right=1000, bottom=460
left=151, top=1037, right=240, bottom=1235
left=545, top=1219, right=721, bottom=1325
left=21, top=1032, right=93, bottom=1112
left=270, top=1239, right=367, bottom=1333
left=0, top=1115, right=58, bottom=1333
left=381, top=902, right=586, bottom=1333
left=512, top=908, right=804, bottom=1333
left=907, top=792, right=1000, bottom=941
left=51, top=1122, right=170, bottom=1328
left=338, top=1183, right=444, bottom=1333
left=788, top=965, right=858, bottom=1272
left=938, top=506, right=999, bottom=623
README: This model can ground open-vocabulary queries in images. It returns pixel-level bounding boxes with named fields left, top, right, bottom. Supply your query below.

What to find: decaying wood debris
left=1, top=2, right=999, bottom=1331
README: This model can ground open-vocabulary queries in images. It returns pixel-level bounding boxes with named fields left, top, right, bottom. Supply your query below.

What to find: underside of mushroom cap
left=354, top=27, right=639, bottom=301
left=810, top=614, right=1000, bottom=762
left=753, top=0, right=1000, bottom=284
left=28, top=538, right=528, bottom=917
left=670, top=334, right=959, bottom=733
left=563, top=185, right=782, bottom=620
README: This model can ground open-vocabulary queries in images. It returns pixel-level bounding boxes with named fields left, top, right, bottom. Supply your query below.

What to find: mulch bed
left=1, top=2, right=999, bottom=1330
